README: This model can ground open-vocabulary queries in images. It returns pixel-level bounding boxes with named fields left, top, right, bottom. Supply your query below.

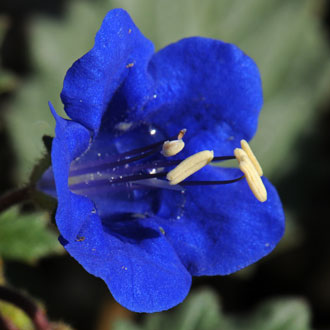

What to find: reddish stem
left=0, top=286, right=51, bottom=330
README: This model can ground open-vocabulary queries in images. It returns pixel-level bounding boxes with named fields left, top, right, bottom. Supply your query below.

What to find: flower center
left=68, top=128, right=266, bottom=202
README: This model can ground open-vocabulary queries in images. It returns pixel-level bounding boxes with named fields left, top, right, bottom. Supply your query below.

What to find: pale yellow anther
left=233, top=148, right=246, bottom=163
left=161, top=139, right=185, bottom=157
left=240, top=139, right=263, bottom=176
left=234, top=148, right=267, bottom=202
left=167, top=150, right=214, bottom=185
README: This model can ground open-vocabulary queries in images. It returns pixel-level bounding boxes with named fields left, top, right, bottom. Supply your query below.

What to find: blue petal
left=50, top=102, right=96, bottom=242
left=144, top=37, right=263, bottom=155
left=156, top=166, right=285, bottom=275
left=50, top=102, right=191, bottom=312
left=62, top=213, right=192, bottom=313
left=61, top=9, right=154, bottom=133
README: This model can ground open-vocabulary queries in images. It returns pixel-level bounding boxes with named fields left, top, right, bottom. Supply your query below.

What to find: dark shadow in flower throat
left=101, top=213, right=160, bottom=244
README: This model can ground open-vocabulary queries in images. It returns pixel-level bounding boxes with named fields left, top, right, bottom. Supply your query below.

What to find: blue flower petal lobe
left=63, top=213, right=192, bottom=312
left=156, top=166, right=285, bottom=275
left=61, top=9, right=154, bottom=133
left=144, top=37, right=263, bottom=154
left=50, top=102, right=96, bottom=242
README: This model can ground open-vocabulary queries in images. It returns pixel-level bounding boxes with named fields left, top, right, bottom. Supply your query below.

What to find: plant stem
left=0, top=285, right=51, bottom=330
left=0, top=186, right=33, bottom=213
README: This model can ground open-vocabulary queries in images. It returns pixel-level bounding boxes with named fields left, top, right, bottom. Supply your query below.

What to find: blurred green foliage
left=0, top=15, right=18, bottom=94
left=114, top=289, right=311, bottom=330
left=0, top=207, right=62, bottom=262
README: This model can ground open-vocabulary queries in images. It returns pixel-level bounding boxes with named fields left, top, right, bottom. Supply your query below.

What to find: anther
left=161, top=128, right=186, bottom=157
left=167, top=150, right=214, bottom=185
left=161, top=140, right=185, bottom=157
left=240, top=139, right=263, bottom=176
left=234, top=148, right=267, bottom=202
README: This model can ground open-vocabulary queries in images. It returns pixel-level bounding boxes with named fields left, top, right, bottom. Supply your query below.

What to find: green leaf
left=114, top=289, right=228, bottom=330
left=243, top=298, right=311, bottom=330
left=0, top=207, right=62, bottom=262
left=145, top=289, right=225, bottom=330
left=113, top=289, right=311, bottom=330
left=113, top=320, right=142, bottom=330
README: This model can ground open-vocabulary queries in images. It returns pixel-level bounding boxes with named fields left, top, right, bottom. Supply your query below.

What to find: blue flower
left=45, top=9, right=285, bottom=312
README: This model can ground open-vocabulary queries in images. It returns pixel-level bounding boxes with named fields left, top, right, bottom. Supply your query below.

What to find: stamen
left=160, top=128, right=186, bottom=157
left=68, top=132, right=266, bottom=198
left=179, top=175, right=245, bottom=186
left=167, top=150, right=214, bottom=185
left=240, top=139, right=263, bottom=176
left=70, top=130, right=185, bottom=176
left=234, top=148, right=267, bottom=202
left=177, top=128, right=187, bottom=140
left=161, top=140, right=185, bottom=157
